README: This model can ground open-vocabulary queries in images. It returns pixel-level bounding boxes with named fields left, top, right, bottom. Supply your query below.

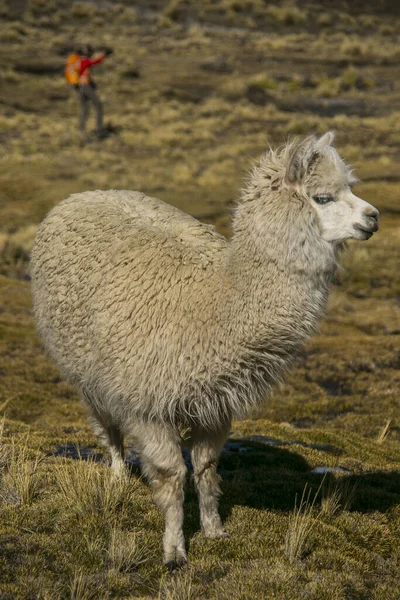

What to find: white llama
left=30, top=132, right=379, bottom=569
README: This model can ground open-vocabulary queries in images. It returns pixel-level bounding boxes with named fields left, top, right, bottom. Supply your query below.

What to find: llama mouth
left=360, top=230, right=373, bottom=239
left=354, top=224, right=375, bottom=239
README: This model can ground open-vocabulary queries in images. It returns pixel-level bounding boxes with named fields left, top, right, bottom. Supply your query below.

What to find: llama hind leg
left=190, top=421, right=231, bottom=538
left=87, top=406, right=125, bottom=477
left=133, top=421, right=187, bottom=570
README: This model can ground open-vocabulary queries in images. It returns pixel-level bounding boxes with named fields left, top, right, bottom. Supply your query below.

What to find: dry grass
left=284, top=484, right=321, bottom=564
left=69, top=569, right=105, bottom=600
left=107, top=527, right=149, bottom=573
left=0, top=418, right=12, bottom=473
left=0, top=437, right=44, bottom=506
left=159, top=571, right=194, bottom=600
left=320, top=479, right=343, bottom=518
left=321, top=477, right=357, bottom=517
left=53, top=455, right=139, bottom=524
left=265, top=4, right=307, bottom=25
left=0, top=224, right=37, bottom=278
left=376, top=419, right=392, bottom=444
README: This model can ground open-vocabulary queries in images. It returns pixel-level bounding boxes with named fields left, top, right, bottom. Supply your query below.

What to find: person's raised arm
left=86, top=53, right=106, bottom=67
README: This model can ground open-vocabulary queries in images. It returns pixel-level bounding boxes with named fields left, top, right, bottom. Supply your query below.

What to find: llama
left=30, top=132, right=378, bottom=570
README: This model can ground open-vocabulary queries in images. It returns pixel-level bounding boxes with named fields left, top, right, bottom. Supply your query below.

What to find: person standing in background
left=78, top=44, right=113, bottom=138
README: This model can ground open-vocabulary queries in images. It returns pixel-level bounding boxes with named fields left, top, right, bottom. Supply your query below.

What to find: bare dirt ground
left=0, top=1, right=400, bottom=598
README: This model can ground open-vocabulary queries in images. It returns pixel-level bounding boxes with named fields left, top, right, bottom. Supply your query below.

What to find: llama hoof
left=165, top=556, right=188, bottom=572
left=204, top=530, right=230, bottom=539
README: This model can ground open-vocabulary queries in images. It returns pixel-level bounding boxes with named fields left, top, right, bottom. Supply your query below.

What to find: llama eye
left=313, top=194, right=334, bottom=205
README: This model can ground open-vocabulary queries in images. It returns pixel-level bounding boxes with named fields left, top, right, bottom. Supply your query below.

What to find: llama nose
left=364, top=208, right=379, bottom=232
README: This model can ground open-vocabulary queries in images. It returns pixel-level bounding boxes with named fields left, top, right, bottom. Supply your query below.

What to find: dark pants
left=78, top=84, right=103, bottom=134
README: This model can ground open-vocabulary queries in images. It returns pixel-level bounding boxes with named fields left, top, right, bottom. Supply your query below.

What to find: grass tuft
left=321, top=478, right=343, bottom=518
left=159, top=570, right=194, bottom=600
left=284, top=484, right=320, bottom=564
left=53, top=456, right=137, bottom=524
left=107, top=527, right=149, bottom=573
left=376, top=419, right=392, bottom=444
left=69, top=568, right=104, bottom=600
left=0, top=437, right=43, bottom=505
left=320, top=475, right=357, bottom=517
left=0, top=418, right=12, bottom=473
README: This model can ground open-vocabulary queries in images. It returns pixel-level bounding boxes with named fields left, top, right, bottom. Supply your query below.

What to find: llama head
left=284, top=132, right=379, bottom=244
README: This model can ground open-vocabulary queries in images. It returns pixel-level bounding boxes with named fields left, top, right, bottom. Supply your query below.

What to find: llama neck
left=223, top=195, right=339, bottom=353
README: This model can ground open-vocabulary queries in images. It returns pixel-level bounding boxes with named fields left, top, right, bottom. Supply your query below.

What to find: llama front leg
left=134, top=421, right=187, bottom=570
left=190, top=422, right=231, bottom=538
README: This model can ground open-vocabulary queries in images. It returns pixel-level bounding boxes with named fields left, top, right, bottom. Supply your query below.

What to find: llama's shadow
left=52, top=436, right=400, bottom=540
left=182, top=437, right=400, bottom=540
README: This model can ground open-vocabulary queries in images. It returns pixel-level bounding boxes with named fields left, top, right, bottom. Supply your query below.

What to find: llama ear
left=316, top=130, right=335, bottom=149
left=284, top=136, right=319, bottom=186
